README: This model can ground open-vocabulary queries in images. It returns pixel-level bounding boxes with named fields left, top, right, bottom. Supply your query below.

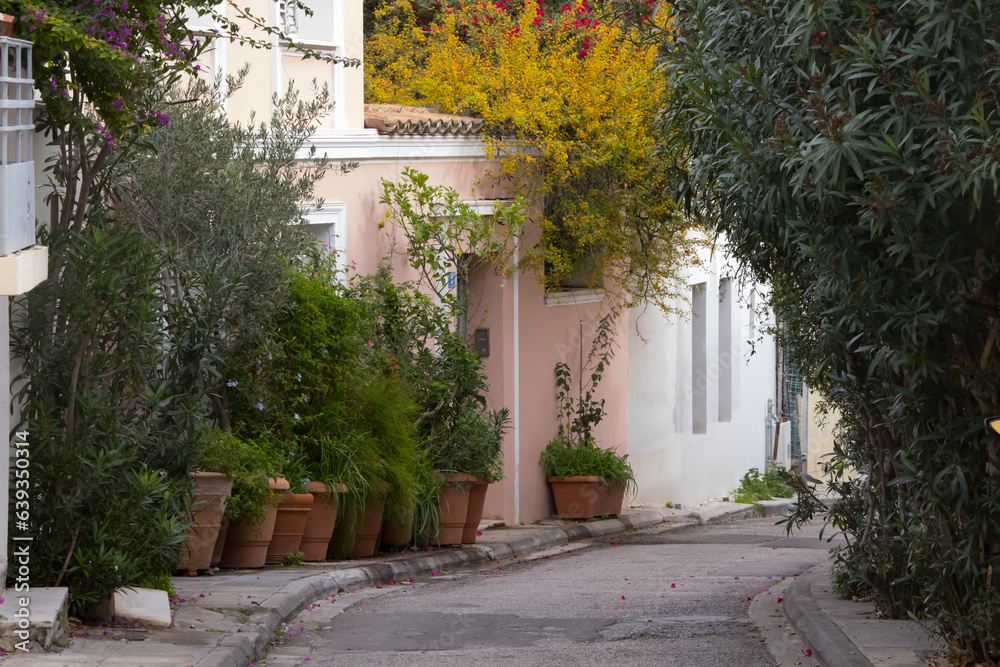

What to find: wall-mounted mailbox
left=474, top=328, right=490, bottom=357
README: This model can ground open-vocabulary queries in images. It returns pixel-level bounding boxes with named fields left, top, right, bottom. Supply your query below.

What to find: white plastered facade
left=628, top=242, right=778, bottom=508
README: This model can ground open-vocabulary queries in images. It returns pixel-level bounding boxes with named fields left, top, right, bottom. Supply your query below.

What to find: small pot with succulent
left=540, top=314, right=634, bottom=519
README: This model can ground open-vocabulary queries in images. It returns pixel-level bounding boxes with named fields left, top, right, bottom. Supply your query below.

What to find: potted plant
left=266, top=457, right=314, bottom=566
left=462, top=408, right=510, bottom=542
left=217, top=434, right=286, bottom=568
left=541, top=438, right=634, bottom=518
left=380, top=446, right=437, bottom=550
left=299, top=434, right=353, bottom=561
left=178, top=430, right=235, bottom=575
left=540, top=314, right=634, bottom=518
left=313, top=434, right=377, bottom=560
left=352, top=375, right=422, bottom=556
left=430, top=405, right=511, bottom=545
left=412, top=461, right=443, bottom=550
left=379, top=502, right=415, bottom=550
left=300, top=479, right=348, bottom=560
left=412, top=329, right=511, bottom=546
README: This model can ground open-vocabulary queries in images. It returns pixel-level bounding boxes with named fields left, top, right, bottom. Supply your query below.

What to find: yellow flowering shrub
left=367, top=0, right=700, bottom=308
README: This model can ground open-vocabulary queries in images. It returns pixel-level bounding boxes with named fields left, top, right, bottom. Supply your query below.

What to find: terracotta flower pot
left=266, top=491, right=314, bottom=565
left=220, top=477, right=288, bottom=569
left=435, top=472, right=474, bottom=546
left=211, top=515, right=229, bottom=568
left=0, top=13, right=13, bottom=37
left=350, top=494, right=387, bottom=558
left=461, top=477, right=490, bottom=544
left=548, top=476, right=624, bottom=519
left=300, top=481, right=347, bottom=562
left=380, top=505, right=414, bottom=550
left=179, top=472, right=233, bottom=574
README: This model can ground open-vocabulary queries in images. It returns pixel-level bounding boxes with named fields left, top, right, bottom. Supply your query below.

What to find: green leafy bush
left=137, top=570, right=179, bottom=598
left=199, top=430, right=282, bottom=523
left=733, top=467, right=794, bottom=510
left=225, top=260, right=424, bottom=535
left=114, top=74, right=332, bottom=435
left=281, top=551, right=305, bottom=567
left=347, top=264, right=509, bottom=482
left=539, top=438, right=635, bottom=494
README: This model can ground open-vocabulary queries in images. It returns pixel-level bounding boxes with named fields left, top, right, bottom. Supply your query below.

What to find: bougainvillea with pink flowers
left=367, top=0, right=700, bottom=309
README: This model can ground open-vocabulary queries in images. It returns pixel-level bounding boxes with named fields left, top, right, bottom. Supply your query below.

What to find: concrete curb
left=784, top=565, right=872, bottom=667
left=196, top=506, right=732, bottom=667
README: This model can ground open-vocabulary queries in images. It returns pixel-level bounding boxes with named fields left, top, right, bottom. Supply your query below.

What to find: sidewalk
left=783, top=561, right=941, bottom=667
left=3, top=503, right=753, bottom=667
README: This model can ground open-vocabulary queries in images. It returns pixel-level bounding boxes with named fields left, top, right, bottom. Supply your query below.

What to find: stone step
left=0, top=587, right=68, bottom=651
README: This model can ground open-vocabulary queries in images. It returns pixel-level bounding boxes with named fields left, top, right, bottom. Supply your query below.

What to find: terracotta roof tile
left=364, top=104, right=484, bottom=136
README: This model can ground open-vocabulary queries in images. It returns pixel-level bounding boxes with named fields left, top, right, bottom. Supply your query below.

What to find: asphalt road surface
left=262, top=516, right=837, bottom=667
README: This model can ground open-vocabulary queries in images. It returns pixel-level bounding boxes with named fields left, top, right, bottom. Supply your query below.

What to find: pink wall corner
left=311, top=157, right=629, bottom=527
left=474, top=220, right=630, bottom=526
left=512, top=272, right=629, bottom=524
left=312, top=159, right=502, bottom=279
left=468, top=265, right=515, bottom=522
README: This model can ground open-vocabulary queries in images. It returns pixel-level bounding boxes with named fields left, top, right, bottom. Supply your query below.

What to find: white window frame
left=278, top=0, right=299, bottom=38
left=276, top=0, right=348, bottom=129
left=302, top=202, right=347, bottom=274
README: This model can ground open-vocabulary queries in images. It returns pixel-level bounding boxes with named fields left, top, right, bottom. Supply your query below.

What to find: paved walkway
left=784, top=562, right=940, bottom=666
left=1, top=500, right=943, bottom=667
left=2, top=507, right=692, bottom=667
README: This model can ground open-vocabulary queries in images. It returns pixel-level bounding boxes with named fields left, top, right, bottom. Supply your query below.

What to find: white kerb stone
left=0, top=587, right=69, bottom=650
left=113, top=587, right=172, bottom=627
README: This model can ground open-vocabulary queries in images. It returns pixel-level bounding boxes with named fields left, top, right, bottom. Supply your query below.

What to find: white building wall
left=628, top=246, right=777, bottom=508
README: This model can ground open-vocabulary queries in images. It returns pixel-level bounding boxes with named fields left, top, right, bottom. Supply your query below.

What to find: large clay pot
left=435, top=472, right=473, bottom=546
left=300, top=482, right=348, bottom=562
left=548, top=476, right=624, bottom=519
left=220, top=477, right=288, bottom=568
left=380, top=504, right=414, bottom=549
left=350, top=494, right=387, bottom=558
left=266, top=491, right=314, bottom=565
left=461, top=476, right=490, bottom=544
left=179, top=472, right=233, bottom=574
left=0, top=13, right=13, bottom=37
left=211, top=515, right=229, bottom=568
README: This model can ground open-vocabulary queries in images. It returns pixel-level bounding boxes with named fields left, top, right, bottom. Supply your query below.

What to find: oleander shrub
left=648, top=0, right=1000, bottom=661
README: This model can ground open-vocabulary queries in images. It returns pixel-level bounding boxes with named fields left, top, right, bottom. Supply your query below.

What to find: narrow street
left=262, top=517, right=836, bottom=666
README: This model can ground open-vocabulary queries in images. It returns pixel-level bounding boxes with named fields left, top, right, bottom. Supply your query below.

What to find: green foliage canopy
left=649, top=0, right=1000, bottom=661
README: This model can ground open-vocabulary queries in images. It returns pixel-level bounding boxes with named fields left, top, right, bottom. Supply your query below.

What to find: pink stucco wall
left=311, top=161, right=629, bottom=526
left=312, top=160, right=503, bottom=279
left=472, top=223, right=629, bottom=525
